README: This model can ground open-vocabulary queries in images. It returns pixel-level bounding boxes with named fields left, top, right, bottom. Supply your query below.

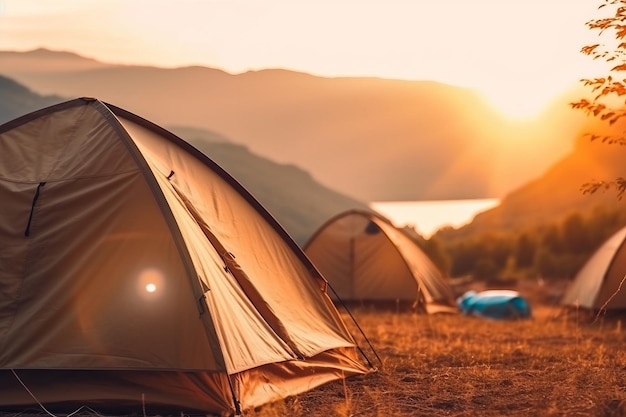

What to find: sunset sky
left=0, top=0, right=610, bottom=119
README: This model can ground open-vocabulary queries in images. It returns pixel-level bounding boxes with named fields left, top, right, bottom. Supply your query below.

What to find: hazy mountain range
left=0, top=48, right=589, bottom=202
left=3, top=48, right=625, bottom=246
left=0, top=72, right=63, bottom=121
left=446, top=119, right=626, bottom=239
left=0, top=75, right=368, bottom=245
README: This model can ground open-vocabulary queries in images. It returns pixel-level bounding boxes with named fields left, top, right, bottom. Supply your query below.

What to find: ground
left=3, top=281, right=625, bottom=417
left=249, top=280, right=626, bottom=417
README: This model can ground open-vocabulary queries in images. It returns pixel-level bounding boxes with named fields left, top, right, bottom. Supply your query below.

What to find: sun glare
left=138, top=268, right=164, bottom=298
left=479, top=87, right=553, bottom=122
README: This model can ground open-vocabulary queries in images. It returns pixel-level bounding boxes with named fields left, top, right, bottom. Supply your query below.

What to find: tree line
left=416, top=204, right=626, bottom=283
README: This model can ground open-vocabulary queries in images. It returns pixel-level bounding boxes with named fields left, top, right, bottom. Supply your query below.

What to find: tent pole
left=226, top=374, right=242, bottom=416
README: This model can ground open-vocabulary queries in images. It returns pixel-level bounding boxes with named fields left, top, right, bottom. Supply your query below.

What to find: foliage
left=571, top=0, right=626, bottom=198
left=437, top=204, right=626, bottom=281
left=514, top=233, right=536, bottom=269
left=419, top=234, right=451, bottom=275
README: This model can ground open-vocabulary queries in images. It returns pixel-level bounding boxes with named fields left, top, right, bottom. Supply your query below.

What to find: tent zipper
left=24, top=182, right=46, bottom=237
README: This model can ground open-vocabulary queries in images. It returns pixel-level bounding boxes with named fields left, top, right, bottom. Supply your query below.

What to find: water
left=370, top=198, right=500, bottom=238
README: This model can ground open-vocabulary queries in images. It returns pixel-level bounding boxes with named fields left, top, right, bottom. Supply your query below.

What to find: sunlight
left=481, top=89, right=550, bottom=121
left=475, top=48, right=608, bottom=122
left=0, top=0, right=606, bottom=116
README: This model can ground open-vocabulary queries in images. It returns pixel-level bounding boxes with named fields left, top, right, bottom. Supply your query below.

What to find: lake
left=369, top=198, right=500, bottom=238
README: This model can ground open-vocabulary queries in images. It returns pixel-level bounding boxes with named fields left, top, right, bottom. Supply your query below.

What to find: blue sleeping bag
left=457, top=290, right=532, bottom=320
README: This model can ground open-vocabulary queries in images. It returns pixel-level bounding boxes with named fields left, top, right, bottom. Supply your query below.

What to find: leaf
left=580, top=180, right=605, bottom=195
left=616, top=25, right=626, bottom=39
left=582, top=44, right=600, bottom=55
left=617, top=177, right=626, bottom=199
left=593, top=104, right=607, bottom=116
left=611, top=64, right=626, bottom=71
left=570, top=99, right=590, bottom=109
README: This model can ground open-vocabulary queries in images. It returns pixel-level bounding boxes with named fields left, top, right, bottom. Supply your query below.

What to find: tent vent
left=364, top=221, right=380, bottom=235
left=24, top=182, right=46, bottom=237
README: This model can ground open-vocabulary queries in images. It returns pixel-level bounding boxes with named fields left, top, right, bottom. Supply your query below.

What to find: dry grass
left=249, top=281, right=626, bottom=417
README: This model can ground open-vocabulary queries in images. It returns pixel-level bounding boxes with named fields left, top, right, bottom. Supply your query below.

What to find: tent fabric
left=0, top=98, right=369, bottom=416
left=561, top=225, right=626, bottom=311
left=457, top=290, right=532, bottom=320
left=303, top=209, right=457, bottom=313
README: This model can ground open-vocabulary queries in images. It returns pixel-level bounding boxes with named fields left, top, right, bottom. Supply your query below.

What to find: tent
left=303, top=209, right=457, bottom=313
left=561, top=225, right=626, bottom=312
left=457, top=290, right=532, bottom=320
left=0, top=98, right=370, bottom=416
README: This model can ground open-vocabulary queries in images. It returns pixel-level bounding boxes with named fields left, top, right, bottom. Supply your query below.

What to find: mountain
left=437, top=117, right=626, bottom=240
left=168, top=125, right=232, bottom=144
left=0, top=48, right=586, bottom=202
left=0, top=76, right=368, bottom=245
left=0, top=75, right=65, bottom=123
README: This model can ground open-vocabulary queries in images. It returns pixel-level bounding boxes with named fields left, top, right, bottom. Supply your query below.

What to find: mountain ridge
left=0, top=48, right=585, bottom=202
left=436, top=124, right=626, bottom=241
left=2, top=51, right=623, bottom=249
left=0, top=77, right=368, bottom=245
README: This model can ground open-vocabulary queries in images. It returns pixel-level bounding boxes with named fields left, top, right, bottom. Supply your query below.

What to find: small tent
left=561, top=225, right=626, bottom=312
left=0, top=98, right=370, bottom=416
left=303, top=209, right=457, bottom=313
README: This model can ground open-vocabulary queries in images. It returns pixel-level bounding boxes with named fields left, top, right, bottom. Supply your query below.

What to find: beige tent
left=0, top=98, right=370, bottom=416
left=303, top=209, right=457, bottom=313
left=561, top=225, right=626, bottom=311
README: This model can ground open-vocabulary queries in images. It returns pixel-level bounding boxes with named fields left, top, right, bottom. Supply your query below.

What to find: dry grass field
left=249, top=281, right=626, bottom=417
left=2, top=281, right=624, bottom=417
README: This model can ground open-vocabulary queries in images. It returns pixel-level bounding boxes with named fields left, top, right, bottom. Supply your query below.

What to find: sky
left=0, top=0, right=611, bottom=120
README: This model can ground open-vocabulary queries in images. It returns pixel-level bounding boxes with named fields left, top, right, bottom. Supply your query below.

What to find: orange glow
left=0, top=1, right=606, bottom=121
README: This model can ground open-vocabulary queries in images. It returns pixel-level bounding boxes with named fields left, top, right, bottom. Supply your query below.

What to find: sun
left=479, top=87, right=552, bottom=122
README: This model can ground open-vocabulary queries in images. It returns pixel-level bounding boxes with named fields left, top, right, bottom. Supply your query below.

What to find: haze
left=0, top=0, right=608, bottom=120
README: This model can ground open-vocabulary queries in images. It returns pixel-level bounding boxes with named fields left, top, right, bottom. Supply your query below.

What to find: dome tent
left=0, top=98, right=370, bottom=416
left=561, top=225, right=626, bottom=312
left=303, top=209, right=457, bottom=313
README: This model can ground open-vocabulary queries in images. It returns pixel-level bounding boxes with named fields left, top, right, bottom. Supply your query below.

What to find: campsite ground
left=250, top=280, right=626, bottom=417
